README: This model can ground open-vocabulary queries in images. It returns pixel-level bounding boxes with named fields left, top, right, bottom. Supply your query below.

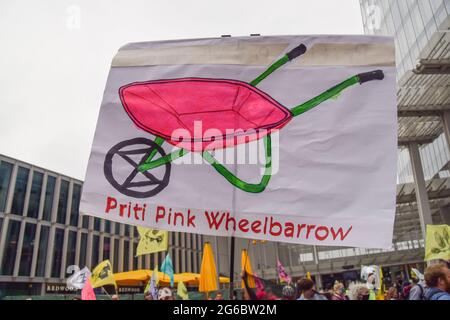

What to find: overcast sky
left=0, top=0, right=364, bottom=180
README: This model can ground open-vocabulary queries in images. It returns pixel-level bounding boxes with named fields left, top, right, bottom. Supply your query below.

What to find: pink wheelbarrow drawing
left=104, top=44, right=384, bottom=198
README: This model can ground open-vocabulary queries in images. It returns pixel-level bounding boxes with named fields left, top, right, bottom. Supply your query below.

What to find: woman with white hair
left=347, top=283, right=370, bottom=300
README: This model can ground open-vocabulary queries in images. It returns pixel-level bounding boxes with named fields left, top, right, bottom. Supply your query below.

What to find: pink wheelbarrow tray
left=104, top=44, right=384, bottom=198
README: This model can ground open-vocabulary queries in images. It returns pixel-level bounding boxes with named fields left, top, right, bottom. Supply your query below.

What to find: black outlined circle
left=104, top=138, right=171, bottom=198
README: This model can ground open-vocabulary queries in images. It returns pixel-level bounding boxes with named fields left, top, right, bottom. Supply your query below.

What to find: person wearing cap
left=281, top=285, right=295, bottom=300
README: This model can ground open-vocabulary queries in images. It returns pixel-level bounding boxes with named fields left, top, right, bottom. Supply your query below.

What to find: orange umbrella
left=241, top=249, right=255, bottom=288
left=199, top=242, right=218, bottom=292
left=113, top=269, right=152, bottom=286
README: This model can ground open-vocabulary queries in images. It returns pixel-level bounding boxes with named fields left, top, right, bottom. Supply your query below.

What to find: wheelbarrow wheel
left=104, top=137, right=171, bottom=198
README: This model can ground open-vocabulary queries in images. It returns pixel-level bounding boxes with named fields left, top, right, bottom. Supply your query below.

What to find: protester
left=331, top=281, right=348, bottom=300
left=144, top=292, right=153, bottom=300
left=385, top=287, right=398, bottom=300
left=393, top=276, right=404, bottom=299
left=408, top=277, right=426, bottom=300
left=296, top=278, right=327, bottom=300
left=281, top=285, right=296, bottom=300
left=423, top=264, right=450, bottom=300
left=355, top=286, right=370, bottom=300
left=402, top=281, right=412, bottom=299
left=215, top=292, right=224, bottom=300
left=263, top=287, right=278, bottom=300
left=111, top=294, right=120, bottom=300
left=320, top=290, right=332, bottom=300
left=348, top=283, right=370, bottom=300
left=158, top=287, right=175, bottom=300
left=231, top=290, right=238, bottom=300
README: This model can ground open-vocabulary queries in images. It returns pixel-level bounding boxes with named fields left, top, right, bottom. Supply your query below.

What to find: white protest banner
left=81, top=35, right=396, bottom=248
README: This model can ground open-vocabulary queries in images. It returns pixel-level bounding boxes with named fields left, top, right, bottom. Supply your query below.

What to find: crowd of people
left=79, top=263, right=450, bottom=301
left=239, top=263, right=450, bottom=301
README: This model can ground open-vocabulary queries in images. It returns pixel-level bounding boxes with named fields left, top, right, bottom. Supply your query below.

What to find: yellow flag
left=177, top=281, right=189, bottom=300
left=306, top=272, right=312, bottom=280
left=376, top=267, right=384, bottom=300
left=241, top=249, right=255, bottom=289
left=425, top=224, right=450, bottom=261
left=136, top=227, right=168, bottom=256
left=152, top=265, right=159, bottom=285
left=91, top=260, right=116, bottom=288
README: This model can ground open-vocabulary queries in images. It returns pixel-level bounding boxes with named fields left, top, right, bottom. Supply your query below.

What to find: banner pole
left=229, top=236, right=235, bottom=299
left=214, top=236, right=220, bottom=289
left=275, top=242, right=280, bottom=284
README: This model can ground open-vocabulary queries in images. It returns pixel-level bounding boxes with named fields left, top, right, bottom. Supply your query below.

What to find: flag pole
left=101, top=287, right=112, bottom=299
left=275, top=242, right=280, bottom=285
left=214, top=236, right=220, bottom=289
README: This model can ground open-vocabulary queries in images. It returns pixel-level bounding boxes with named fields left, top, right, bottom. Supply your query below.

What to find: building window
left=36, top=226, right=50, bottom=277
left=82, top=215, right=90, bottom=229
left=113, top=239, right=119, bottom=272
left=149, top=253, right=154, bottom=270
left=124, top=225, right=130, bottom=237
left=158, top=253, right=163, bottom=269
left=51, top=228, right=64, bottom=278
left=27, top=171, right=43, bottom=218
left=124, top=240, right=129, bottom=271
left=0, top=161, right=13, bottom=212
left=42, top=176, right=56, bottom=221
left=57, top=180, right=69, bottom=224
left=66, top=231, right=77, bottom=268
left=115, top=222, right=120, bottom=234
left=79, top=233, right=88, bottom=268
left=0, top=217, right=3, bottom=232
left=133, top=242, right=138, bottom=269
left=70, top=184, right=81, bottom=227
left=0, top=220, right=21, bottom=275
left=19, top=223, right=37, bottom=276
left=103, top=237, right=111, bottom=261
left=191, top=251, right=194, bottom=272
left=171, top=248, right=176, bottom=273
left=105, top=220, right=111, bottom=234
left=92, top=235, right=100, bottom=267
left=94, top=218, right=101, bottom=231
left=11, top=167, right=30, bottom=215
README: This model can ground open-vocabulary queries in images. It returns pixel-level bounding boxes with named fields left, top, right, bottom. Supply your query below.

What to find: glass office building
left=0, top=154, right=204, bottom=297
left=246, top=1, right=450, bottom=289
left=359, top=0, right=450, bottom=184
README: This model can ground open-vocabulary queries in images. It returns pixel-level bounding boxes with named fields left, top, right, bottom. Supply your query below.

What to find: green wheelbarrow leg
left=137, top=136, right=190, bottom=172
left=144, top=136, right=165, bottom=163
left=201, top=135, right=272, bottom=193
left=138, top=147, right=190, bottom=172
